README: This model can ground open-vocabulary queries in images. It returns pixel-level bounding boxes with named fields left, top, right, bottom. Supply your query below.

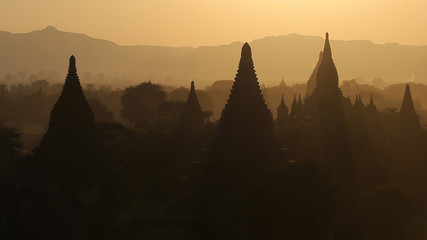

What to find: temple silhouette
left=210, top=42, right=283, bottom=164
left=304, top=33, right=349, bottom=123
left=177, top=81, right=205, bottom=133
left=398, top=84, right=421, bottom=135
left=366, top=94, right=378, bottom=115
left=3, top=31, right=427, bottom=240
left=276, top=94, right=289, bottom=124
left=36, top=55, right=101, bottom=156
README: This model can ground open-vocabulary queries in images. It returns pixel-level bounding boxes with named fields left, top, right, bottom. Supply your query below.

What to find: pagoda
left=177, top=81, right=205, bottom=132
left=290, top=94, right=298, bottom=120
left=276, top=94, right=289, bottom=124
left=304, top=33, right=346, bottom=122
left=211, top=43, right=283, bottom=164
left=366, top=94, right=378, bottom=114
left=353, top=94, right=366, bottom=112
left=398, top=84, right=421, bottom=133
left=36, top=56, right=101, bottom=156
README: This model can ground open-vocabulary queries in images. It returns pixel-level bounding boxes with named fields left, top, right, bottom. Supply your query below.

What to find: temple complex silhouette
left=2, top=31, right=427, bottom=240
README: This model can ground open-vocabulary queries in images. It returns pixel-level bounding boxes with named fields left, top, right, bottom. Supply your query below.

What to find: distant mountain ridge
left=1, top=26, right=427, bottom=87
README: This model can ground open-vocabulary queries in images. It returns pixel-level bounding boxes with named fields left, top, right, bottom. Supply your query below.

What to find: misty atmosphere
left=2, top=4, right=427, bottom=239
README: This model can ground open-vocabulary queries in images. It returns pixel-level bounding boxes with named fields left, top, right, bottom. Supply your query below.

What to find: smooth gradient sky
left=0, top=0, right=426, bottom=47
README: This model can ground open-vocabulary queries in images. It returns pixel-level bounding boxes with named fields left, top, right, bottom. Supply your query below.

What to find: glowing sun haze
left=0, top=0, right=426, bottom=47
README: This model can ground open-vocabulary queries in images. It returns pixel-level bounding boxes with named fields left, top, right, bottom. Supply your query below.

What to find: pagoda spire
left=398, top=84, right=421, bottom=135
left=276, top=94, right=289, bottom=124
left=211, top=42, right=282, bottom=163
left=366, top=94, right=377, bottom=114
left=290, top=94, right=298, bottom=120
left=280, top=94, right=285, bottom=107
left=68, top=55, right=77, bottom=74
left=303, top=32, right=345, bottom=123
left=37, top=55, right=99, bottom=155
left=178, top=81, right=205, bottom=132
left=323, top=32, right=332, bottom=59
left=315, top=33, right=339, bottom=90
left=400, top=84, right=417, bottom=115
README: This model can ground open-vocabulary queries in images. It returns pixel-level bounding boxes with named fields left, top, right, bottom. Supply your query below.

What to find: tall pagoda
left=211, top=43, right=283, bottom=164
left=203, top=43, right=285, bottom=240
left=303, top=33, right=351, bottom=169
left=31, top=56, right=113, bottom=239
left=398, top=84, right=421, bottom=133
left=36, top=56, right=101, bottom=156
left=304, top=33, right=346, bottom=122
left=177, top=81, right=205, bottom=132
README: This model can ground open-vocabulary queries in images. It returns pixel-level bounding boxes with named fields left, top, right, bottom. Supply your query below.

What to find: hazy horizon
left=3, top=26, right=426, bottom=49
left=2, top=0, right=427, bottom=47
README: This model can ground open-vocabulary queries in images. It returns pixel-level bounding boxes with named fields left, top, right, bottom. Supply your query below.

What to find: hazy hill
left=0, top=26, right=194, bottom=80
left=1, top=27, right=427, bottom=87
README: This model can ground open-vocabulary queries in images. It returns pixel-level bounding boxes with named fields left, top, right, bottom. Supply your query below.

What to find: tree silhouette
left=121, top=82, right=166, bottom=126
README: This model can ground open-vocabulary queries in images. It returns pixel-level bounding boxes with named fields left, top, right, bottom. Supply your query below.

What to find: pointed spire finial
left=323, top=32, right=332, bottom=59
left=191, top=80, right=195, bottom=91
left=68, top=55, right=77, bottom=74
left=241, top=42, right=252, bottom=58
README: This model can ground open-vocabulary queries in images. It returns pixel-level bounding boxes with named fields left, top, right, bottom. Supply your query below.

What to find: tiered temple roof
left=37, top=56, right=100, bottom=155
left=211, top=43, right=282, bottom=163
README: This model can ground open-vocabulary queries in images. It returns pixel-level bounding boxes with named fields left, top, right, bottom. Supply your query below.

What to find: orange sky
left=1, top=0, right=426, bottom=47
